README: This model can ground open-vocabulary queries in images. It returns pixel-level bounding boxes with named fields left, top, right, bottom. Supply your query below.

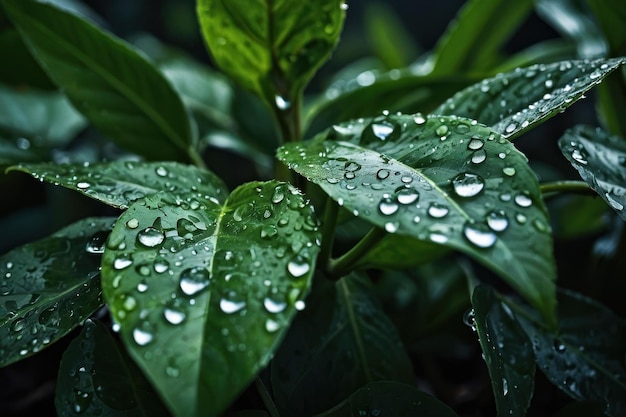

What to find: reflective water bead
left=452, top=173, right=485, bottom=198
left=378, top=198, right=399, bottom=215
left=396, top=188, right=419, bottom=204
left=288, top=256, right=310, bottom=278
left=220, top=298, right=246, bottom=314
left=136, top=227, right=165, bottom=248
left=428, top=203, right=449, bottom=218
left=371, top=122, right=394, bottom=140
left=132, top=328, right=154, bottom=346
left=463, top=223, right=497, bottom=248
left=467, top=138, right=484, bottom=150
left=514, top=193, right=533, bottom=207
left=179, top=268, right=210, bottom=296
left=413, top=114, right=426, bottom=125
left=264, top=297, right=287, bottom=314
left=471, top=150, right=487, bottom=164
left=486, top=210, right=509, bottom=232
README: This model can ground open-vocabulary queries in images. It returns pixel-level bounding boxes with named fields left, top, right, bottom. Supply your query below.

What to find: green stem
left=255, top=377, right=281, bottom=417
left=319, top=198, right=339, bottom=271
left=540, top=180, right=594, bottom=196
left=328, top=227, right=387, bottom=278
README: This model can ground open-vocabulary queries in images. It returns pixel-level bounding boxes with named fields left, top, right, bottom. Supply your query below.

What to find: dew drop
left=463, top=309, right=476, bottom=331
left=113, top=256, right=133, bottom=270
left=264, top=297, right=287, bottom=314
left=502, top=167, right=516, bottom=176
left=371, top=122, right=394, bottom=140
left=275, top=95, right=291, bottom=110
left=396, top=188, right=419, bottom=205
left=136, top=227, right=165, bottom=248
left=467, top=138, right=484, bottom=150
left=571, top=148, right=588, bottom=164
left=503, top=378, right=509, bottom=396
left=85, top=232, right=108, bottom=254
left=514, top=193, right=533, bottom=208
left=413, top=114, right=426, bottom=125
left=220, top=297, right=246, bottom=314
left=429, top=233, right=448, bottom=244
left=132, top=328, right=154, bottom=346
left=436, top=125, right=448, bottom=137
left=163, top=306, right=186, bottom=325
left=126, top=218, right=139, bottom=229
left=265, top=319, right=280, bottom=333
left=384, top=222, right=399, bottom=233
left=428, top=203, right=449, bottom=218
left=471, top=150, right=487, bottom=164
left=76, top=182, right=91, bottom=189
left=452, top=173, right=485, bottom=198
left=154, top=259, right=169, bottom=274
left=376, top=169, right=390, bottom=180
left=179, top=268, right=210, bottom=296
left=486, top=210, right=509, bottom=232
left=287, top=256, right=310, bottom=278
left=378, top=198, right=399, bottom=215
left=295, top=300, right=306, bottom=311
left=155, top=166, right=168, bottom=177
left=463, top=223, right=497, bottom=248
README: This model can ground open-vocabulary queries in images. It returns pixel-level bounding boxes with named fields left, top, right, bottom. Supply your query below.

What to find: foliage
left=1, top=0, right=625, bottom=416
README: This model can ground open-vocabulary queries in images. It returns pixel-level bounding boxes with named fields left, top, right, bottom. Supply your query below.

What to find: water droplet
left=295, top=300, right=306, bottom=311
left=463, top=309, right=476, bottom=331
left=287, top=256, right=310, bottom=278
left=272, top=188, right=285, bottom=204
left=264, top=297, right=287, bottom=314
left=265, top=319, right=280, bottom=333
left=429, top=233, right=448, bottom=244
left=384, top=222, right=399, bottom=233
left=503, top=378, right=509, bottom=396
left=378, top=197, right=399, bottom=215
left=179, top=268, right=210, bottom=296
left=452, top=173, right=485, bottom=198
left=376, top=169, right=390, bottom=180
left=76, top=182, right=90, bottom=189
left=154, top=259, right=169, bottom=273
left=137, top=281, right=148, bottom=293
left=11, top=319, right=25, bottom=332
left=220, top=297, right=246, bottom=314
left=155, top=166, right=168, bottom=177
left=137, top=227, right=165, bottom=248
left=113, top=256, right=133, bottom=270
left=371, top=122, right=394, bottom=140
left=463, top=223, right=497, bottom=248
left=164, top=306, right=186, bottom=325
left=396, top=188, right=419, bottom=204
left=123, top=296, right=137, bottom=311
left=502, top=167, right=516, bottom=176
left=514, top=193, right=533, bottom=208
left=436, top=125, right=448, bottom=137
left=606, top=194, right=624, bottom=211
left=275, top=95, right=291, bottom=110
left=467, top=138, right=484, bottom=150
left=571, top=148, right=588, bottom=164
left=428, top=203, right=449, bottom=218
left=471, top=150, right=487, bottom=164
left=133, top=328, right=154, bottom=346
left=340, top=2, right=349, bottom=11
left=486, top=210, right=509, bottom=232
left=413, top=114, right=426, bottom=125
left=85, top=232, right=108, bottom=254
left=126, top=218, right=139, bottom=229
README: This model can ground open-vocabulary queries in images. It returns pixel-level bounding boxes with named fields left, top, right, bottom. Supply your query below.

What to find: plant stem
left=540, top=180, right=594, bottom=196
left=255, top=377, right=281, bottom=417
left=319, top=198, right=339, bottom=271
left=328, top=227, right=387, bottom=278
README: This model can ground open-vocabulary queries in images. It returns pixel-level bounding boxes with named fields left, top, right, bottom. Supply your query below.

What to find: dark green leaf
left=434, top=58, right=626, bottom=139
left=352, top=234, right=448, bottom=270
left=100, top=181, right=321, bottom=417
left=431, top=0, right=534, bottom=75
left=313, top=381, right=458, bottom=417
left=586, top=0, right=626, bottom=55
left=278, top=113, right=556, bottom=323
left=0, top=29, right=54, bottom=88
left=0, top=134, right=49, bottom=166
left=516, top=289, right=626, bottom=417
left=550, top=195, right=609, bottom=239
left=9, top=160, right=229, bottom=209
left=558, top=125, right=626, bottom=220
left=0, top=217, right=115, bottom=367
left=3, top=0, right=194, bottom=161
left=197, top=0, right=346, bottom=106
left=271, top=273, right=414, bottom=417
left=55, top=320, right=169, bottom=417
left=472, top=286, right=535, bottom=417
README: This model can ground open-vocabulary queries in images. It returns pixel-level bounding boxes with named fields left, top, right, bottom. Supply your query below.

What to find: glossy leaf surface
left=517, top=289, right=626, bottom=417
left=197, top=0, right=345, bottom=105
left=271, top=274, right=414, bottom=417
left=3, top=0, right=194, bottom=161
left=0, top=217, right=115, bottom=367
left=313, top=381, right=458, bottom=417
left=472, top=286, right=535, bottom=417
left=55, top=320, right=169, bottom=416
left=101, top=181, right=320, bottom=417
left=558, top=125, right=626, bottom=220
left=9, top=161, right=228, bottom=209
left=434, top=58, right=626, bottom=139
left=278, top=113, right=556, bottom=322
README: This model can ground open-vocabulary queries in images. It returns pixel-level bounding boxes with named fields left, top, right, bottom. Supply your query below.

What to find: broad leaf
left=586, top=0, right=626, bottom=55
left=278, top=113, right=556, bottom=323
left=558, top=125, right=626, bottom=220
left=0, top=134, right=49, bottom=166
left=434, top=58, right=626, bottom=139
left=0, top=217, right=115, bottom=367
left=197, top=0, right=346, bottom=108
left=55, top=320, right=169, bottom=416
left=516, top=289, right=626, bottom=417
left=9, top=161, right=228, bottom=209
left=0, top=29, right=54, bottom=89
left=271, top=273, right=414, bottom=417
left=313, top=381, right=458, bottom=417
left=3, top=0, right=194, bottom=161
left=472, top=286, right=535, bottom=417
left=101, top=181, right=321, bottom=417
left=353, top=234, right=448, bottom=270
left=431, top=0, right=534, bottom=75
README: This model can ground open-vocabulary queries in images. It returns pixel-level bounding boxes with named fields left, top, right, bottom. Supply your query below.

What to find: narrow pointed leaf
left=101, top=181, right=321, bottom=417
left=55, top=320, right=169, bottom=417
left=313, top=381, right=458, bottom=417
left=558, top=125, right=626, bottom=220
left=0, top=217, right=115, bottom=367
left=9, top=161, right=228, bottom=209
left=434, top=58, right=626, bottom=139
left=3, top=0, right=194, bottom=161
left=472, top=286, right=535, bottom=417
left=271, top=273, right=414, bottom=417
left=278, top=113, right=556, bottom=322
left=516, top=289, right=626, bottom=417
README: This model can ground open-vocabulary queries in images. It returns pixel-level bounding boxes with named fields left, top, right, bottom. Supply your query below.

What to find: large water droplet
left=378, top=197, right=399, bottom=215
left=163, top=305, right=186, bottom=325
left=287, top=256, right=310, bottom=278
left=154, top=259, right=169, bottom=274
left=376, top=169, right=390, bottom=180
left=436, top=125, right=448, bottom=137
left=514, top=193, right=533, bottom=208
left=220, top=297, right=246, bottom=314
left=463, top=223, right=497, bottom=248
left=452, top=173, right=485, bottom=198
left=471, top=150, right=487, bottom=164
left=428, top=203, right=449, bottom=218
left=265, top=318, right=280, bottom=333
left=264, top=297, right=287, bottom=314
left=85, top=231, right=108, bottom=254
left=396, top=188, right=419, bottom=205
left=179, top=268, right=210, bottom=296
left=136, top=227, right=165, bottom=248
left=113, top=255, right=133, bottom=270
left=155, top=166, right=168, bottom=177
left=384, top=222, right=399, bottom=233
left=371, top=122, right=394, bottom=140
left=133, top=327, right=154, bottom=346
left=486, top=210, right=509, bottom=232
left=413, top=114, right=426, bottom=125
left=275, top=95, right=291, bottom=110
left=467, top=138, right=484, bottom=150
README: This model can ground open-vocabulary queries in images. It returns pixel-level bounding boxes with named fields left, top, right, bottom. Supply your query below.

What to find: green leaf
left=585, top=0, right=626, bottom=55
left=271, top=273, right=414, bottom=417
left=0, top=134, right=49, bottom=166
left=352, top=234, right=448, bottom=270
left=100, top=181, right=321, bottom=417
left=434, top=58, right=626, bottom=139
left=9, top=161, right=229, bottom=209
left=0, top=217, right=115, bottom=367
left=0, top=28, right=54, bottom=88
left=558, top=125, right=626, bottom=220
left=3, top=0, right=194, bottom=162
left=55, top=319, right=169, bottom=417
left=472, top=286, right=535, bottom=417
left=197, top=0, right=346, bottom=107
left=516, top=289, right=626, bottom=417
left=278, top=113, right=556, bottom=323
left=312, top=381, right=458, bottom=417
left=431, top=0, right=534, bottom=75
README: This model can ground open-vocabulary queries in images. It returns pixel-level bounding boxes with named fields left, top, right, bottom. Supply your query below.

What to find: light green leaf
left=100, top=181, right=321, bottom=417
left=197, top=0, right=346, bottom=107
left=472, top=286, right=535, bottom=417
left=434, top=58, right=626, bottom=139
left=431, top=0, right=534, bottom=75
left=271, top=273, right=414, bottom=417
left=9, top=161, right=229, bottom=209
left=55, top=320, right=169, bottom=417
left=278, top=113, right=556, bottom=323
left=3, top=0, right=194, bottom=162
left=0, top=217, right=115, bottom=367
left=516, top=289, right=626, bottom=417
left=313, top=381, right=458, bottom=417
left=558, top=125, right=626, bottom=220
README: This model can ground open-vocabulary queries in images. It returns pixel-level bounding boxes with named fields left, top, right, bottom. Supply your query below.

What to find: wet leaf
left=313, top=381, right=458, bottom=417
left=558, top=125, right=626, bottom=220
left=586, top=0, right=626, bottom=55
left=100, top=181, right=321, bottom=417
left=0, top=217, right=115, bottom=367
left=278, top=113, right=556, bottom=323
left=352, top=234, right=448, bottom=270
left=3, top=0, right=194, bottom=161
left=0, top=28, right=55, bottom=89
left=8, top=161, right=228, bottom=209
left=516, top=289, right=626, bottom=417
left=472, top=286, right=535, bottom=417
left=271, top=273, right=414, bottom=417
left=197, top=0, right=346, bottom=107
left=434, top=58, right=626, bottom=139
left=55, top=320, right=169, bottom=417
